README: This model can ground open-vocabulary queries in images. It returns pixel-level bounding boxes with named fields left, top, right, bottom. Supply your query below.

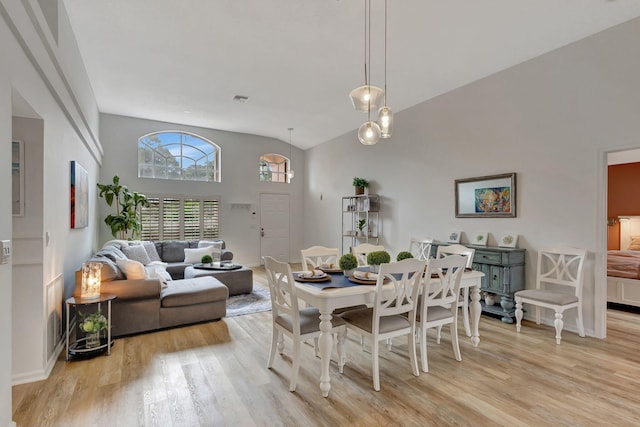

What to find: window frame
left=138, top=130, right=221, bottom=183
left=259, top=153, right=291, bottom=183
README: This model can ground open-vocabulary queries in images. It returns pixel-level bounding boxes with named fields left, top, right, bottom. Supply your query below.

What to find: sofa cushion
left=116, top=258, right=146, bottom=280
left=161, top=277, right=228, bottom=308
left=161, top=241, right=190, bottom=263
left=184, top=246, right=216, bottom=263
left=198, top=239, right=226, bottom=250
left=122, top=244, right=152, bottom=265
left=142, top=241, right=162, bottom=263
left=198, top=241, right=222, bottom=261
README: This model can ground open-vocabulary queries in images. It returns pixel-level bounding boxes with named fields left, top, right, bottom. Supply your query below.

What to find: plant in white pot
left=339, top=253, right=358, bottom=277
left=367, top=250, right=391, bottom=274
left=357, top=219, right=367, bottom=237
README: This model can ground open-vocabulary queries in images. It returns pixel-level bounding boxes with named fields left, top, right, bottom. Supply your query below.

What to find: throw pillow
left=184, top=246, right=214, bottom=264
left=198, top=240, right=222, bottom=261
left=122, top=244, right=152, bottom=265
left=142, top=241, right=162, bottom=263
left=116, top=258, right=146, bottom=280
left=145, top=264, right=172, bottom=289
left=629, top=236, right=640, bottom=251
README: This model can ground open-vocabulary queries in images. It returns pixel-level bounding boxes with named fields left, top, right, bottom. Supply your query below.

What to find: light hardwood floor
left=12, top=266, right=640, bottom=426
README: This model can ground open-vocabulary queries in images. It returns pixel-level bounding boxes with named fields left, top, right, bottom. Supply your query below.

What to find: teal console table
left=431, top=242, right=525, bottom=323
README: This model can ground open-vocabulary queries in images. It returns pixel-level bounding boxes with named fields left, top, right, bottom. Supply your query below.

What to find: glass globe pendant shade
left=377, top=105, right=393, bottom=138
left=358, top=121, right=381, bottom=145
left=287, top=170, right=295, bottom=180
left=349, top=85, right=384, bottom=112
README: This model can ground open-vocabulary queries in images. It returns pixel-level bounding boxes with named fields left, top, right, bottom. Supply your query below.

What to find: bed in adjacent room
left=608, top=216, right=640, bottom=308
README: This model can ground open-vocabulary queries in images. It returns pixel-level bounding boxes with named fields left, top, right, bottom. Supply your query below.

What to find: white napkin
left=300, top=269, right=324, bottom=278
left=353, top=271, right=378, bottom=280
left=319, top=263, right=337, bottom=270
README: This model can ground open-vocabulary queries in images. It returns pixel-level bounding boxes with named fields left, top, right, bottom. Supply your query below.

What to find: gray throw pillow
left=122, top=244, right=152, bottom=265
left=142, top=241, right=162, bottom=263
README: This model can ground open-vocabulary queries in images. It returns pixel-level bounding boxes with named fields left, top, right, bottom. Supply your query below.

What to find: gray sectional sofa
left=75, top=239, right=251, bottom=336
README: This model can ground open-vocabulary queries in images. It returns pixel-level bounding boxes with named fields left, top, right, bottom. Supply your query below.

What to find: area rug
left=226, top=286, right=272, bottom=317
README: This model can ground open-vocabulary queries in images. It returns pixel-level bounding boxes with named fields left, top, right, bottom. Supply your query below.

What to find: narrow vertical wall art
left=70, top=160, right=89, bottom=228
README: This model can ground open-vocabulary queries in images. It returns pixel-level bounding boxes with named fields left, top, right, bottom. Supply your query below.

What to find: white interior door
left=260, top=193, right=290, bottom=264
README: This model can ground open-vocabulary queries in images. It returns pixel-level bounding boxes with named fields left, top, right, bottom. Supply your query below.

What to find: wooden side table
left=65, top=294, right=116, bottom=360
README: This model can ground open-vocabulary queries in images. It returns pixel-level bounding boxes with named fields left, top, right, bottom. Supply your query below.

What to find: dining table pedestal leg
left=318, top=310, right=333, bottom=397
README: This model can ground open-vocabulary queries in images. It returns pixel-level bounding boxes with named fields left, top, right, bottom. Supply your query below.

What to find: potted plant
left=338, top=253, right=358, bottom=277
left=97, top=175, right=149, bottom=239
left=78, top=310, right=108, bottom=349
left=201, top=254, right=213, bottom=265
left=367, top=250, right=391, bottom=273
left=396, top=251, right=413, bottom=261
left=352, top=177, right=369, bottom=195
left=357, top=218, right=367, bottom=236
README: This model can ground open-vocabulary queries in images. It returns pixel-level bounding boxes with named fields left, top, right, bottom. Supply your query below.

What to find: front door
left=260, top=193, right=290, bottom=264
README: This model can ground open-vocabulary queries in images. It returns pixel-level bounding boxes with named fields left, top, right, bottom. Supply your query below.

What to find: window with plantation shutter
left=140, top=198, right=160, bottom=240
left=140, top=195, right=220, bottom=240
left=162, top=198, right=181, bottom=240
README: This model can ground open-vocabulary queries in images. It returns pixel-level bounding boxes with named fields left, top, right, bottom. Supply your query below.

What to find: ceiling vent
left=233, top=95, right=249, bottom=103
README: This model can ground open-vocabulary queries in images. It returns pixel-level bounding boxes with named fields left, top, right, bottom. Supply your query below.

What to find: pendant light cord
left=384, top=0, right=387, bottom=105
left=367, top=0, right=372, bottom=122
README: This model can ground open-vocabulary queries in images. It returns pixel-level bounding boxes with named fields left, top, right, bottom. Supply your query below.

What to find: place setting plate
left=295, top=271, right=331, bottom=282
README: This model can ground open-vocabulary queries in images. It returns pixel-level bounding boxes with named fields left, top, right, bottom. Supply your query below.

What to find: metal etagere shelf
left=341, top=194, right=381, bottom=255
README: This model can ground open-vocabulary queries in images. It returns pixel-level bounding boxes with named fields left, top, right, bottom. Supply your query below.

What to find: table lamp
left=81, top=262, right=101, bottom=299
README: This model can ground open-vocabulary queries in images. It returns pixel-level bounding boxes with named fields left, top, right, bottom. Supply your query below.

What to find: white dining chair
left=409, top=237, right=433, bottom=261
left=351, top=243, right=385, bottom=267
left=264, top=256, right=346, bottom=391
left=339, top=258, right=426, bottom=391
left=300, top=246, right=340, bottom=271
left=515, top=247, right=587, bottom=344
left=435, top=244, right=475, bottom=338
left=417, top=255, right=467, bottom=372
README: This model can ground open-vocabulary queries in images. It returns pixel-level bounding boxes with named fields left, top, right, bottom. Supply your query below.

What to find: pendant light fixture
left=354, top=0, right=381, bottom=145
left=350, top=0, right=384, bottom=113
left=377, top=0, right=393, bottom=138
left=287, top=127, right=295, bottom=181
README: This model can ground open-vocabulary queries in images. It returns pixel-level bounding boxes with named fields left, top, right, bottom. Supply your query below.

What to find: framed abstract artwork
left=70, top=161, right=89, bottom=228
left=455, top=172, right=516, bottom=218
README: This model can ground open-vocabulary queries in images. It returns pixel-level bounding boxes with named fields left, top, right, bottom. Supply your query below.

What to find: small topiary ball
left=201, top=254, right=213, bottom=264
left=396, top=251, right=414, bottom=261
left=339, top=253, right=358, bottom=270
left=367, top=250, right=391, bottom=265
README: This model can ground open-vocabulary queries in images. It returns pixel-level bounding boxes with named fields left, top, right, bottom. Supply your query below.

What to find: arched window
left=138, top=131, right=220, bottom=182
left=259, top=153, right=291, bottom=183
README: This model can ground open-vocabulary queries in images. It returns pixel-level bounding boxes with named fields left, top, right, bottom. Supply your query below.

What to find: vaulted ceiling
left=64, top=0, right=640, bottom=149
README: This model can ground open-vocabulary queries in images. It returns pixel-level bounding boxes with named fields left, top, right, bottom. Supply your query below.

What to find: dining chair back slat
left=300, top=246, right=340, bottom=272
left=351, top=243, right=385, bottom=267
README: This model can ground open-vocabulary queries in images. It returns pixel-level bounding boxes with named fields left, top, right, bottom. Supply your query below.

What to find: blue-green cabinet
left=431, top=242, right=525, bottom=323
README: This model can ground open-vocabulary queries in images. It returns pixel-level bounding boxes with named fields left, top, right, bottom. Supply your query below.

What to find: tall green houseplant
left=97, top=175, right=149, bottom=239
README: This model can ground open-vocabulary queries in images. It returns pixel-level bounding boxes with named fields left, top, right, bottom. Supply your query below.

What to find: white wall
left=99, top=114, right=305, bottom=266
left=305, top=17, right=640, bottom=339
left=0, top=0, right=102, bottom=423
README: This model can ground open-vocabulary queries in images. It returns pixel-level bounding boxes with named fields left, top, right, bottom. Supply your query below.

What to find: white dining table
left=294, top=270, right=484, bottom=397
